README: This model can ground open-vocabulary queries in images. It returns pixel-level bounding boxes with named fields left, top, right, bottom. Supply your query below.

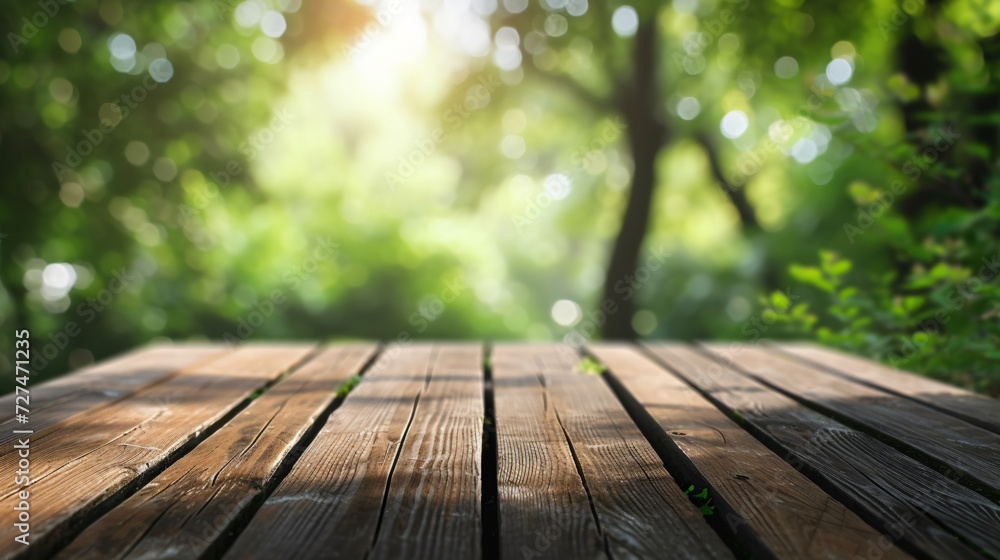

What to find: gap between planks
left=0, top=345, right=318, bottom=560
left=53, top=344, right=378, bottom=560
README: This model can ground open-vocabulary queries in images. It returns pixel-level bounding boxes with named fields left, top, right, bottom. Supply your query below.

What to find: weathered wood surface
left=492, top=344, right=606, bottom=560
left=0, top=344, right=315, bottom=560
left=0, top=344, right=226, bottom=449
left=771, top=342, right=1000, bottom=434
left=222, top=345, right=435, bottom=559
left=367, top=344, right=484, bottom=560
left=55, top=344, right=376, bottom=560
left=3, top=341, right=998, bottom=560
left=647, top=343, right=1000, bottom=560
left=592, top=344, right=907, bottom=560
left=527, top=345, right=734, bottom=559
left=701, top=344, right=1000, bottom=497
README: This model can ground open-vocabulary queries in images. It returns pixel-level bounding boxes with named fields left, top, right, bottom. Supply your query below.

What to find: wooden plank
left=0, top=344, right=315, bottom=560
left=368, top=344, right=484, bottom=560
left=54, top=344, right=377, bottom=560
left=0, top=344, right=227, bottom=449
left=770, top=343, right=1000, bottom=434
left=492, top=344, right=605, bottom=560
left=222, top=345, right=436, bottom=559
left=591, top=344, right=908, bottom=560
left=701, top=344, right=1000, bottom=497
left=646, top=343, right=1000, bottom=559
left=524, top=345, right=733, bottom=559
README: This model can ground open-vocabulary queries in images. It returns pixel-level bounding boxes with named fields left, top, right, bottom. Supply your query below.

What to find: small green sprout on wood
left=337, top=374, right=363, bottom=398
left=685, top=485, right=716, bottom=516
left=578, top=357, right=605, bottom=376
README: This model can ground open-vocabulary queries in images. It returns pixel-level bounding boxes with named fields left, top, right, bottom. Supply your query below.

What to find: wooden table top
left=2, top=342, right=999, bottom=560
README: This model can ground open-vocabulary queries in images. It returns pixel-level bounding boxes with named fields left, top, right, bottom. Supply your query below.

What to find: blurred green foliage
left=0, top=0, right=997, bottom=394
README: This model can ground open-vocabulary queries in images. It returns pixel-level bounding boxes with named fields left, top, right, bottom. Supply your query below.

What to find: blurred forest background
left=1, top=0, right=998, bottom=395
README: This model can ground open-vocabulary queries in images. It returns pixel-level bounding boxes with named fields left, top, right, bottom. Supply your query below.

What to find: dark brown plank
left=54, top=344, right=377, bottom=560
left=0, top=344, right=227, bottom=448
left=647, top=343, right=1000, bottom=559
left=592, top=344, right=908, bottom=560
left=771, top=343, right=1000, bottom=434
left=223, top=345, right=436, bottom=559
left=0, top=344, right=315, bottom=560
left=701, top=344, right=1000, bottom=497
left=492, top=344, right=605, bottom=560
left=368, top=344, right=484, bottom=560
left=525, top=345, right=733, bottom=559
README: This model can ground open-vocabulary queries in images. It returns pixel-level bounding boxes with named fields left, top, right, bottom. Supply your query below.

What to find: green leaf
left=337, top=374, right=363, bottom=398
left=771, top=290, right=790, bottom=311
left=578, top=357, right=604, bottom=376
left=903, top=296, right=926, bottom=312
left=826, top=259, right=852, bottom=276
left=789, top=265, right=835, bottom=293
left=839, top=287, right=858, bottom=299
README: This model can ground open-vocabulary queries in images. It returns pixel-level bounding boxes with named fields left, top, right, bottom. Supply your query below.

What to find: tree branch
left=695, top=133, right=761, bottom=231
left=523, top=63, right=612, bottom=114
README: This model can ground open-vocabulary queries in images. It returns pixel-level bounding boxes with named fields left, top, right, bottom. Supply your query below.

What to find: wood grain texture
left=492, top=344, right=606, bottom=560
left=0, top=344, right=226, bottom=449
left=54, top=344, right=377, bottom=560
left=0, top=344, right=315, bottom=560
left=527, top=345, right=734, bottom=560
left=223, top=344, right=436, bottom=559
left=647, top=343, right=1000, bottom=560
left=368, top=344, right=484, bottom=560
left=770, top=342, right=1000, bottom=435
left=701, top=344, right=1000, bottom=497
left=592, top=344, right=906, bottom=560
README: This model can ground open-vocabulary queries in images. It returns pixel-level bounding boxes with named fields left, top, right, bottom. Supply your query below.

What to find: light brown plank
left=592, top=344, right=908, bottom=560
left=492, top=344, right=605, bottom=560
left=702, top=344, right=1000, bottom=497
left=647, top=343, right=1000, bottom=559
left=0, top=344, right=227, bottom=448
left=771, top=343, right=1000, bottom=434
left=526, top=345, right=733, bottom=559
left=54, top=344, right=377, bottom=560
left=368, top=344, right=484, bottom=560
left=223, top=344, right=436, bottom=559
left=0, top=344, right=315, bottom=560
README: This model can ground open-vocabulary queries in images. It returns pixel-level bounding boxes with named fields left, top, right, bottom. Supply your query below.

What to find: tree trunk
left=600, top=20, right=665, bottom=340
